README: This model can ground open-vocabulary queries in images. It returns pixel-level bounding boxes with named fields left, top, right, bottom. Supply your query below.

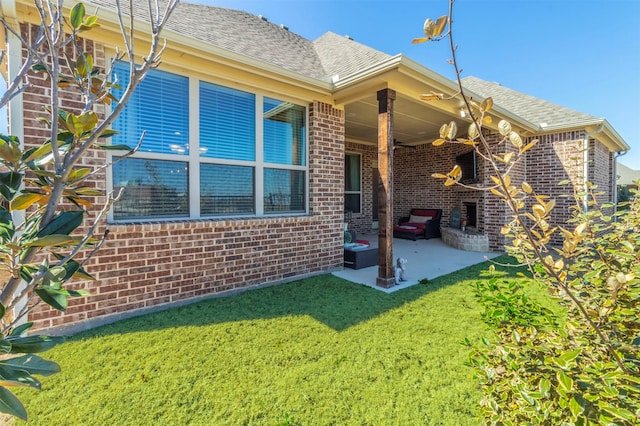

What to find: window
left=200, top=82, right=255, bottom=161
left=263, top=98, right=305, bottom=166
left=200, top=164, right=254, bottom=215
left=109, top=64, right=307, bottom=221
left=113, top=158, right=189, bottom=219
left=111, top=62, right=189, bottom=155
left=263, top=98, right=306, bottom=213
left=344, top=153, right=361, bottom=214
left=264, top=169, right=305, bottom=213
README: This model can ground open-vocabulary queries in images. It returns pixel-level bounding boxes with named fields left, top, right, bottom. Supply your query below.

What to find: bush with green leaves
left=415, top=1, right=639, bottom=424
left=0, top=0, right=176, bottom=420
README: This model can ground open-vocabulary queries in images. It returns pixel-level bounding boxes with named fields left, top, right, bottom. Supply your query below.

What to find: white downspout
left=582, top=123, right=605, bottom=213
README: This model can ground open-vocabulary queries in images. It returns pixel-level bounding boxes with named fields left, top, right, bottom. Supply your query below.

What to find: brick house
left=1, top=0, right=629, bottom=332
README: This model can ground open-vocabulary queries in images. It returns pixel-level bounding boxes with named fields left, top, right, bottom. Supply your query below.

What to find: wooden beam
left=376, top=88, right=396, bottom=288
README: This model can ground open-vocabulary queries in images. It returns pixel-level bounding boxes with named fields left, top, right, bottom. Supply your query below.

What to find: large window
left=109, top=64, right=307, bottom=221
left=344, top=153, right=361, bottom=214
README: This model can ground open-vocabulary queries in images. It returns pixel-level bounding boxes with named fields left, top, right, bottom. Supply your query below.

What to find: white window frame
left=106, top=66, right=309, bottom=223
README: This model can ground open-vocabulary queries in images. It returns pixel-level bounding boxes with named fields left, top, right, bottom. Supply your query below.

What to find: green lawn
left=15, top=256, right=535, bottom=425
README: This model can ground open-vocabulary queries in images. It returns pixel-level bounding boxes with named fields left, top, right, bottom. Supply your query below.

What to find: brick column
left=376, top=89, right=396, bottom=288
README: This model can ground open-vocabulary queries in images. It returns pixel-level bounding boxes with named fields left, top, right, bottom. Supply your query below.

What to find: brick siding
left=18, top=25, right=345, bottom=331
left=12, top=22, right=617, bottom=331
left=345, top=129, right=614, bottom=252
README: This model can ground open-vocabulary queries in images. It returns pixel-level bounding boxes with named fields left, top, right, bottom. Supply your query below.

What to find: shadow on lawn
left=75, top=255, right=524, bottom=337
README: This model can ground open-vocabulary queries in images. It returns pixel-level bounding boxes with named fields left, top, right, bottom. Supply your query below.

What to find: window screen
left=200, top=164, right=255, bottom=215
left=113, top=158, right=189, bottom=219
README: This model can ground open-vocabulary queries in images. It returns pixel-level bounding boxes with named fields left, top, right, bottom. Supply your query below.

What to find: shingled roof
left=88, top=0, right=399, bottom=82
left=89, top=0, right=328, bottom=80
left=462, top=76, right=601, bottom=131
left=313, top=32, right=392, bottom=79
left=87, top=0, right=625, bottom=148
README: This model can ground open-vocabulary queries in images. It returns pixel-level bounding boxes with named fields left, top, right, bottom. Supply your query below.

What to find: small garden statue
left=394, top=257, right=408, bottom=282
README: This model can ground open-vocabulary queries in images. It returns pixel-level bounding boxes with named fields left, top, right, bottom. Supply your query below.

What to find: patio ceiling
left=344, top=92, right=465, bottom=146
left=335, top=56, right=534, bottom=147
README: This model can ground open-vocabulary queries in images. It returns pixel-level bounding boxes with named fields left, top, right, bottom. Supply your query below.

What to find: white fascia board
left=398, top=56, right=540, bottom=132
left=536, top=118, right=629, bottom=152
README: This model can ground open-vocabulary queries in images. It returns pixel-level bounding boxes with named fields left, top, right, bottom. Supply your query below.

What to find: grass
left=14, top=256, right=547, bottom=425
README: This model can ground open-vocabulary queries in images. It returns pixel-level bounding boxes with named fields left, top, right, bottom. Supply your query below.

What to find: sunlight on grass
left=14, top=256, right=551, bottom=425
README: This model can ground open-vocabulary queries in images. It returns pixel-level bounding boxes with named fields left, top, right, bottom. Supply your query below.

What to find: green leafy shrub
left=0, top=1, right=176, bottom=419
left=415, top=1, right=639, bottom=423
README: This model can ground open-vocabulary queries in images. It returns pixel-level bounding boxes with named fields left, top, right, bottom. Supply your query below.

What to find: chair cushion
left=409, top=214, right=432, bottom=224
left=402, top=222, right=427, bottom=229
left=393, top=223, right=424, bottom=234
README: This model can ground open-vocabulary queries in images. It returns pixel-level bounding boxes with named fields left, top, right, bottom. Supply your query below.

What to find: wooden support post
left=376, top=88, right=396, bottom=288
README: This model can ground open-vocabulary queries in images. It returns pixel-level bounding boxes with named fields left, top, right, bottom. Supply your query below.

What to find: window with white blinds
left=111, top=62, right=189, bottom=155
left=109, top=66, right=308, bottom=221
left=200, top=82, right=255, bottom=161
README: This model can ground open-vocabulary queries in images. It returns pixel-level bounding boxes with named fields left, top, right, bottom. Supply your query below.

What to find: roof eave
left=397, top=56, right=541, bottom=132
left=332, top=55, right=540, bottom=134
left=538, top=119, right=629, bottom=152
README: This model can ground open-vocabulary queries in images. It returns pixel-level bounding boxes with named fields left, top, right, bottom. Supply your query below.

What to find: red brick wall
left=343, top=129, right=615, bottom=252
left=19, top=26, right=345, bottom=331
left=589, top=138, right=614, bottom=205
left=526, top=132, right=578, bottom=245
left=31, top=215, right=343, bottom=330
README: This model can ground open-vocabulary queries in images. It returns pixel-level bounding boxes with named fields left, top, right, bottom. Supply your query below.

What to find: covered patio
left=336, top=55, right=520, bottom=288
left=334, top=235, right=499, bottom=293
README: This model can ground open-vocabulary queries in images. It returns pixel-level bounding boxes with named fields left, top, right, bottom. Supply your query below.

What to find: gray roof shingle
left=313, top=32, right=392, bottom=79
left=88, top=0, right=328, bottom=79
left=87, top=1, right=618, bottom=139
left=462, top=76, right=600, bottom=130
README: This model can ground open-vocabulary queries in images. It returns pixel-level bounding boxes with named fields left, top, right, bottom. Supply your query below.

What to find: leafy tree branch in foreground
left=0, top=0, right=177, bottom=420
left=414, top=1, right=639, bottom=424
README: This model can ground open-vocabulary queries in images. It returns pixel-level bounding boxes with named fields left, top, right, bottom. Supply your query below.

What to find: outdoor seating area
left=336, top=233, right=498, bottom=293
left=393, top=208, right=442, bottom=240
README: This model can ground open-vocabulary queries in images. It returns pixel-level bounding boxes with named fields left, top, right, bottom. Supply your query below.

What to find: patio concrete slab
left=333, top=235, right=501, bottom=293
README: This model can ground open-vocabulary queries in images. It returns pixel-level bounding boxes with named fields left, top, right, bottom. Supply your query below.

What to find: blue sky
left=202, top=0, right=640, bottom=169
left=2, top=0, right=638, bottom=168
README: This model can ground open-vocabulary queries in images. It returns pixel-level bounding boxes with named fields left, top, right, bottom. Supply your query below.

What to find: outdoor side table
left=343, top=247, right=378, bottom=269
